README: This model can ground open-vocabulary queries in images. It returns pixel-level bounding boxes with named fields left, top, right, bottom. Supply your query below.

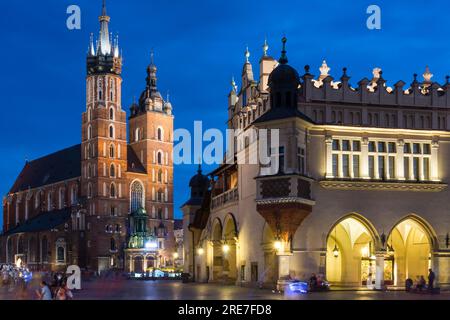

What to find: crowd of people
left=1, top=263, right=33, bottom=287
left=1, top=263, right=75, bottom=300
left=405, top=268, right=436, bottom=293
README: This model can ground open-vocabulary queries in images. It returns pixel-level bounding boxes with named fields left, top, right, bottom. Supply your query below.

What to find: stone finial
left=231, top=76, right=237, bottom=92
left=263, top=38, right=269, bottom=56
left=423, top=66, right=433, bottom=83
left=319, top=60, right=330, bottom=80
left=372, top=67, right=382, bottom=81
left=245, top=46, right=250, bottom=63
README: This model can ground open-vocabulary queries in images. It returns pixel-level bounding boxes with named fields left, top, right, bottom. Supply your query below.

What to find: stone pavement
left=1, top=277, right=449, bottom=300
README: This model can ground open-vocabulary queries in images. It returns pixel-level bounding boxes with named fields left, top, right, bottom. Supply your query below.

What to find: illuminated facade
left=0, top=1, right=175, bottom=274
left=184, top=38, right=450, bottom=289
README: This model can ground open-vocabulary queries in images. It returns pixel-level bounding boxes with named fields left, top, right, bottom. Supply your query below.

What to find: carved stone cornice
left=319, top=179, right=447, bottom=192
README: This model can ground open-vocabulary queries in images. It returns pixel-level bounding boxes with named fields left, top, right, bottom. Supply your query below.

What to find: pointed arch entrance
left=386, top=215, right=435, bottom=286
left=326, top=214, right=379, bottom=286
left=222, top=214, right=238, bottom=282
left=211, top=219, right=223, bottom=281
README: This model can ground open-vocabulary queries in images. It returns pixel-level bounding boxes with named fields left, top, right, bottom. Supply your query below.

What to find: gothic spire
left=146, top=50, right=158, bottom=91
left=98, top=0, right=111, bottom=55
left=279, top=36, right=288, bottom=65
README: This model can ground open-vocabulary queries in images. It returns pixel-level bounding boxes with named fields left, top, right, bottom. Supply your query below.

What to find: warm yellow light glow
left=222, top=244, right=230, bottom=253
left=16, top=258, right=22, bottom=268
left=333, top=245, right=339, bottom=258
left=197, top=248, right=204, bottom=255
left=274, top=240, right=282, bottom=251
left=173, top=252, right=179, bottom=259
left=361, top=246, right=369, bottom=258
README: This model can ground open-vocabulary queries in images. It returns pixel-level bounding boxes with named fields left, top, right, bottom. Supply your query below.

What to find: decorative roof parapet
left=299, top=65, right=450, bottom=108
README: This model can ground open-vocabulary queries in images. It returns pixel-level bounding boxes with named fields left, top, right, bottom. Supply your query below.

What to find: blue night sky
left=1, top=0, right=449, bottom=229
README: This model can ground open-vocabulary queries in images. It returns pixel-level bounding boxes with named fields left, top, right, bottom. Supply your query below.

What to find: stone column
left=375, top=253, right=385, bottom=290
left=430, top=139, right=439, bottom=181
left=325, top=136, right=333, bottom=178
left=143, top=256, right=148, bottom=274
left=361, top=138, right=370, bottom=179
left=396, top=139, right=405, bottom=180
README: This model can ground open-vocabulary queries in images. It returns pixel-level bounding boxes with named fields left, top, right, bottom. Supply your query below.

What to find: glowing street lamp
left=274, top=240, right=282, bottom=251
left=333, top=244, right=339, bottom=258
left=173, top=252, right=179, bottom=259
left=222, top=244, right=230, bottom=253
left=197, top=248, right=204, bottom=255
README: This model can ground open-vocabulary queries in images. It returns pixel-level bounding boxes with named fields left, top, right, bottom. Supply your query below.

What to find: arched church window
left=71, top=185, right=77, bottom=205
left=98, top=78, right=103, bottom=101
left=47, top=192, right=53, bottom=211
left=130, top=181, right=144, bottom=212
left=109, top=144, right=115, bottom=158
left=158, top=169, right=162, bottom=182
left=110, top=183, right=116, bottom=198
left=109, top=107, right=114, bottom=120
left=135, top=128, right=140, bottom=142
left=157, top=127, right=163, bottom=141
left=110, top=164, right=115, bottom=177
left=87, top=183, right=92, bottom=198
left=87, top=125, right=92, bottom=140
left=109, top=125, right=115, bottom=138
left=110, top=238, right=116, bottom=251
left=157, top=152, right=163, bottom=165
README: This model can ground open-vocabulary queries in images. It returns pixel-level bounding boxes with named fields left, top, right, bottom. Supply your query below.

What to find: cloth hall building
left=0, top=2, right=175, bottom=274
left=183, top=38, right=450, bottom=289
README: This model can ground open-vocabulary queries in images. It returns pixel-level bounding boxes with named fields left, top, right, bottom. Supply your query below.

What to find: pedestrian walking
left=428, top=268, right=436, bottom=291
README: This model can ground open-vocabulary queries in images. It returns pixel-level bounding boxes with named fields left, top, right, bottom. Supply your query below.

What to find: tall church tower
left=81, top=0, right=128, bottom=271
left=129, top=54, right=175, bottom=264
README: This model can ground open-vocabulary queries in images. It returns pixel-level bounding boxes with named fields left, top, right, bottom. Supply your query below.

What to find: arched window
left=157, top=127, right=163, bottom=141
left=157, top=152, right=163, bottom=165
left=35, top=193, right=40, bottom=209
left=130, top=180, right=144, bottom=212
left=88, top=108, right=92, bottom=122
left=87, top=125, right=92, bottom=140
left=109, top=144, right=115, bottom=158
left=41, top=236, right=48, bottom=263
left=157, top=189, right=164, bottom=202
left=109, top=125, right=115, bottom=138
left=87, top=183, right=92, bottom=198
left=110, top=238, right=116, bottom=251
left=135, top=128, right=140, bottom=142
left=110, top=164, right=115, bottom=177
left=59, top=188, right=65, bottom=209
left=158, top=169, right=162, bottom=182
left=57, top=246, right=65, bottom=262
left=47, top=192, right=53, bottom=211
left=98, top=78, right=103, bottom=101
left=110, top=183, right=116, bottom=198
left=110, top=79, right=114, bottom=101
left=71, top=186, right=77, bottom=205
left=115, top=224, right=121, bottom=233
left=109, top=107, right=114, bottom=120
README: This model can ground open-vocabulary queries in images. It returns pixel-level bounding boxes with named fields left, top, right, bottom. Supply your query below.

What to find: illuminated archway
left=133, top=255, right=144, bottom=273
left=222, top=214, right=238, bottom=282
left=326, top=214, right=379, bottom=286
left=261, top=222, right=277, bottom=285
left=211, top=218, right=223, bottom=280
left=386, top=215, right=435, bottom=286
